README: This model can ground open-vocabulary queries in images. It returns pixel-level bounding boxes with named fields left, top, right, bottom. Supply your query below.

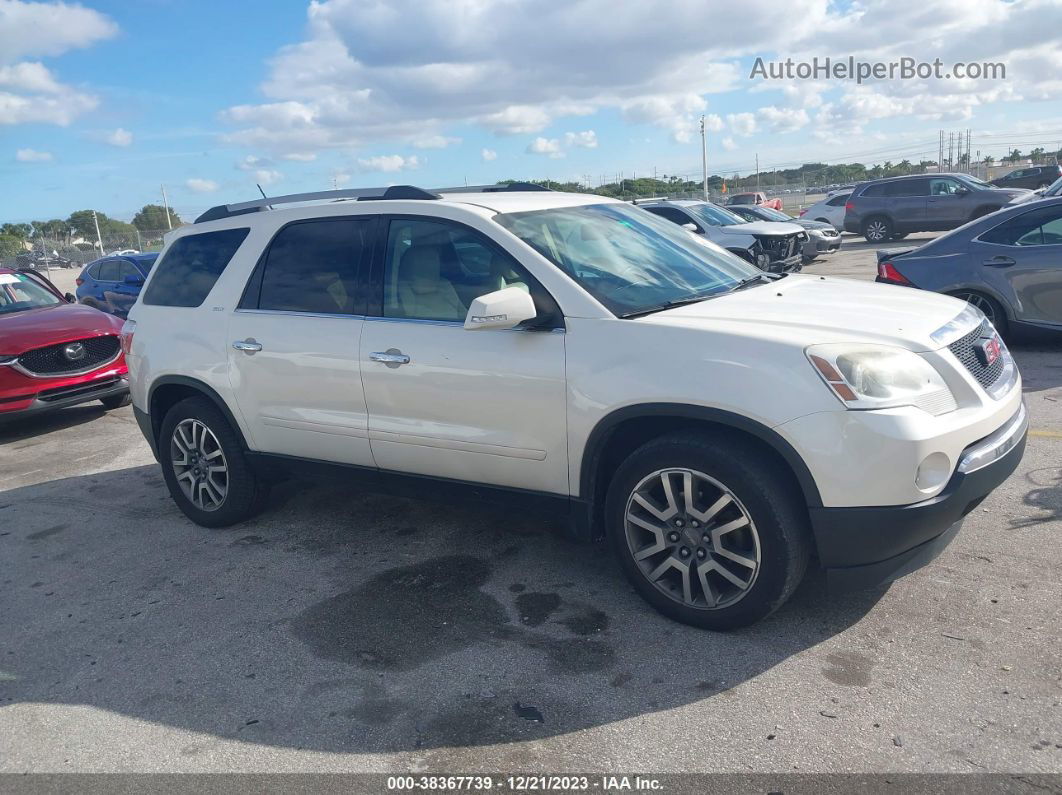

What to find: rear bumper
left=0, top=373, right=128, bottom=423
left=810, top=403, right=1028, bottom=591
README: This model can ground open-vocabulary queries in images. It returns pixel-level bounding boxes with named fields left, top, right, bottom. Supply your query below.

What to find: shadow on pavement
left=2, top=464, right=885, bottom=752
left=0, top=403, right=109, bottom=446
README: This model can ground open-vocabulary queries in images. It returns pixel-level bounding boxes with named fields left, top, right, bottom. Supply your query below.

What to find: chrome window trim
left=364, top=315, right=565, bottom=333
left=233, top=308, right=365, bottom=320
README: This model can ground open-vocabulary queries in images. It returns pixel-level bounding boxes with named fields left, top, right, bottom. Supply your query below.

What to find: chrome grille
left=948, top=320, right=1006, bottom=390
left=17, top=335, right=120, bottom=376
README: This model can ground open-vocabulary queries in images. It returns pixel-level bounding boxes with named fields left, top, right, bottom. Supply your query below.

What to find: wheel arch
left=578, top=404, right=822, bottom=539
left=147, top=376, right=250, bottom=452
left=944, top=284, right=1014, bottom=322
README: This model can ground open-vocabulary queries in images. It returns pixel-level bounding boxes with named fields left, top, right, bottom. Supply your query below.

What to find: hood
left=0, top=302, right=123, bottom=356
left=639, top=274, right=970, bottom=351
left=723, top=220, right=804, bottom=236
left=794, top=219, right=834, bottom=231
left=992, top=187, right=1032, bottom=199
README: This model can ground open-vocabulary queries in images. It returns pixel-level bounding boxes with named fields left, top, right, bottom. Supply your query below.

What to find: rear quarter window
left=143, top=228, right=250, bottom=307
left=859, top=184, right=885, bottom=197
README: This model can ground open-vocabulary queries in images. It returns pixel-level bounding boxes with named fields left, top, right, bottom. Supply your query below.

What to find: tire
left=949, top=291, right=1009, bottom=338
left=158, top=396, right=268, bottom=528
left=862, top=217, right=892, bottom=243
left=99, top=393, right=131, bottom=410
left=605, top=432, right=811, bottom=630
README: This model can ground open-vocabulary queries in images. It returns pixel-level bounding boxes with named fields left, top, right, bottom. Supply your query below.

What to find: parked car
left=990, top=164, right=1061, bottom=191
left=126, top=183, right=1025, bottom=630
left=845, top=173, right=1031, bottom=242
left=726, top=204, right=842, bottom=265
left=76, top=253, right=158, bottom=317
left=725, top=191, right=783, bottom=211
left=0, top=268, right=130, bottom=422
left=636, top=199, right=806, bottom=272
left=16, top=249, right=74, bottom=271
left=875, top=196, right=1062, bottom=337
left=799, top=190, right=852, bottom=229
left=1009, top=174, right=1062, bottom=205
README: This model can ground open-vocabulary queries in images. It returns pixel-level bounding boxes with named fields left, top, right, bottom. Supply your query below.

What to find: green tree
left=1002, top=148, right=1023, bottom=163
left=983, top=155, right=995, bottom=167
left=1, top=223, right=31, bottom=239
left=0, top=235, right=23, bottom=258
left=132, top=204, right=181, bottom=231
left=32, top=219, right=69, bottom=241
left=67, top=210, right=104, bottom=239
left=1029, top=147, right=1046, bottom=162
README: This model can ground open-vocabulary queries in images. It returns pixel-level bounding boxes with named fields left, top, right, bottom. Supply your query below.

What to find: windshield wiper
left=729, top=272, right=780, bottom=292
left=618, top=290, right=722, bottom=318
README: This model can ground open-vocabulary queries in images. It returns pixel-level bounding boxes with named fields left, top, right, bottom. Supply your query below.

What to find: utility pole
left=92, top=209, right=104, bottom=254
left=700, top=115, right=709, bottom=202
left=135, top=228, right=142, bottom=251
left=160, top=184, right=173, bottom=231
left=755, top=153, right=760, bottom=191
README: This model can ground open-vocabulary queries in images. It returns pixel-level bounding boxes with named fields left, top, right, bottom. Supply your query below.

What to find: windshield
left=689, top=203, right=745, bottom=227
left=746, top=206, right=792, bottom=222
left=494, top=203, right=758, bottom=317
left=728, top=194, right=757, bottom=205
left=957, top=174, right=997, bottom=190
left=1043, top=176, right=1062, bottom=197
left=0, top=271, right=63, bottom=315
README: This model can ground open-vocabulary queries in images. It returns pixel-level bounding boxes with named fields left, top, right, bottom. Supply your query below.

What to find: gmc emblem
left=975, top=335, right=1002, bottom=367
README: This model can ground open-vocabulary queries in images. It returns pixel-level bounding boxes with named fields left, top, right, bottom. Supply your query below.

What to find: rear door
left=227, top=216, right=377, bottom=466
left=358, top=215, right=568, bottom=495
left=885, top=178, right=929, bottom=231
left=112, top=259, right=145, bottom=316
left=95, top=258, right=120, bottom=304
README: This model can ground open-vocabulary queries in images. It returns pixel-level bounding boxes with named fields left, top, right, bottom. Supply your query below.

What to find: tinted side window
left=143, top=228, right=249, bottom=307
left=86, top=262, right=101, bottom=279
left=254, top=219, right=369, bottom=315
left=860, top=184, right=885, bottom=197
left=645, top=206, right=698, bottom=228
left=885, top=179, right=929, bottom=197
left=98, top=260, right=119, bottom=281
left=825, top=194, right=850, bottom=206
left=980, top=206, right=1062, bottom=246
left=117, top=260, right=141, bottom=280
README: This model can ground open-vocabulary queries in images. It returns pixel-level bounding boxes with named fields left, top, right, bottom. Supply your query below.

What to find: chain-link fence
left=0, top=229, right=173, bottom=272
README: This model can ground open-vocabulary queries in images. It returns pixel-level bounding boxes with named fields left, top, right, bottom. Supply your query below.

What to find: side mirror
left=65, top=293, right=76, bottom=303
left=955, top=186, right=970, bottom=195
left=681, top=222, right=700, bottom=233
left=464, top=287, right=538, bottom=331
left=124, top=274, right=145, bottom=285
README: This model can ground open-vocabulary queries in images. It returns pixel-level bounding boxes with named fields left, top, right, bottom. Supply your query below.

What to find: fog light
left=915, top=452, right=951, bottom=491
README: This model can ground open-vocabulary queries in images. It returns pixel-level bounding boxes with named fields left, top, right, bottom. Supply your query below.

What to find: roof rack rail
left=195, top=184, right=440, bottom=223
left=434, top=181, right=553, bottom=193
left=631, top=197, right=668, bottom=204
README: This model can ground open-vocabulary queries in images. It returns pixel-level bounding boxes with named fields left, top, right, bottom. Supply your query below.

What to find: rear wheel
left=159, top=397, right=268, bottom=527
left=950, top=291, right=1009, bottom=337
left=606, top=433, right=811, bottom=630
left=862, top=217, right=892, bottom=243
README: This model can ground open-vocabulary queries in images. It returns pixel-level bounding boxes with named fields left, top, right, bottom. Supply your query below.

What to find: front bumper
left=767, top=253, right=804, bottom=273
left=0, top=373, right=129, bottom=423
left=810, top=402, right=1028, bottom=591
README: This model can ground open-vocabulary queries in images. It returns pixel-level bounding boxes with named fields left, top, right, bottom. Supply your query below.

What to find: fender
left=147, top=375, right=250, bottom=451
left=579, top=403, right=823, bottom=510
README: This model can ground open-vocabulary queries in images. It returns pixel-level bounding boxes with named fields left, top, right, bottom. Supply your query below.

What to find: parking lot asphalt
left=2, top=239, right=1060, bottom=774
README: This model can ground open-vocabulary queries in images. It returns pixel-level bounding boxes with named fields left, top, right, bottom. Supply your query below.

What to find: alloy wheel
left=954, top=292, right=998, bottom=326
left=624, top=468, right=760, bottom=610
left=865, top=220, right=888, bottom=241
left=170, top=418, right=229, bottom=511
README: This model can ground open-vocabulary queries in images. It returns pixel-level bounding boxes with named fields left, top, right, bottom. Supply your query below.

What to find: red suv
left=726, top=191, right=783, bottom=211
left=0, top=268, right=130, bottom=422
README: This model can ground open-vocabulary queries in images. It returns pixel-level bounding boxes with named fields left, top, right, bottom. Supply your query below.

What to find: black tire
left=605, top=432, right=811, bottom=630
left=158, top=396, right=268, bottom=528
left=862, top=216, right=893, bottom=243
left=950, top=291, right=1009, bottom=338
left=99, top=393, right=131, bottom=410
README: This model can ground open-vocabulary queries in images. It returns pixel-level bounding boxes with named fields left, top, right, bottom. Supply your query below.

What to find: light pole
left=700, top=115, right=708, bottom=201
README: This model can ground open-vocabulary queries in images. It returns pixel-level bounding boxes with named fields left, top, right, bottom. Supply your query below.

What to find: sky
left=2, top=0, right=1062, bottom=224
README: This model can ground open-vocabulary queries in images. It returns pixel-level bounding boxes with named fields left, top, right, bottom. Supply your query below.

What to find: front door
left=359, top=216, right=569, bottom=495
left=227, top=216, right=376, bottom=466
left=926, top=177, right=970, bottom=228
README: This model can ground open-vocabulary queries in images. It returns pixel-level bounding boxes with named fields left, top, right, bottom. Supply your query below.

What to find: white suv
left=124, top=184, right=1027, bottom=629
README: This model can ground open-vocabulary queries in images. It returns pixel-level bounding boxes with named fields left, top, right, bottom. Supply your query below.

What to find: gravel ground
left=1, top=239, right=1060, bottom=775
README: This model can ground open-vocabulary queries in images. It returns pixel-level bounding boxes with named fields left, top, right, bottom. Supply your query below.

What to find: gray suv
left=844, top=173, right=1030, bottom=242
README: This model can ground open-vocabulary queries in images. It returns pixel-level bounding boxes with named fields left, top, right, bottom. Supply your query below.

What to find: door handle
left=369, top=350, right=410, bottom=365
left=232, top=338, right=263, bottom=353
left=983, top=256, right=1016, bottom=267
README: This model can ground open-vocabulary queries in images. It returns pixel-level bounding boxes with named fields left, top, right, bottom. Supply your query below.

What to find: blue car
left=76, top=253, right=158, bottom=317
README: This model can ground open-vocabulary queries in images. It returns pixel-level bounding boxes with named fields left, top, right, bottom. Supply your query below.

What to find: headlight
left=806, top=344, right=957, bottom=415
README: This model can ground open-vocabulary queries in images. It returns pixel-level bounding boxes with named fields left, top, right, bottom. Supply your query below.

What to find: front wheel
left=159, top=397, right=268, bottom=528
left=605, top=433, right=811, bottom=630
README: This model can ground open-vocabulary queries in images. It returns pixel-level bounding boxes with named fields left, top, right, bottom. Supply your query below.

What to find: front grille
left=757, top=234, right=801, bottom=261
left=17, top=335, right=120, bottom=376
left=948, top=319, right=1006, bottom=390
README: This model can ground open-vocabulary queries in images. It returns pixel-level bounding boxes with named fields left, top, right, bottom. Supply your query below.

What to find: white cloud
left=412, top=134, right=461, bottom=149
left=236, top=155, right=272, bottom=171
left=332, top=171, right=352, bottom=187
left=15, top=147, right=51, bottom=161
left=185, top=178, right=219, bottom=193
left=481, top=148, right=497, bottom=161
left=255, top=168, right=282, bottom=185
left=105, top=127, right=132, bottom=147
left=727, top=112, right=758, bottom=137
left=0, top=61, right=97, bottom=125
left=720, top=137, right=737, bottom=152
left=757, top=106, right=809, bottom=133
left=282, top=152, right=317, bottom=161
left=564, top=130, right=597, bottom=149
left=356, top=154, right=420, bottom=172
left=527, top=137, right=563, bottom=158
left=0, top=0, right=117, bottom=62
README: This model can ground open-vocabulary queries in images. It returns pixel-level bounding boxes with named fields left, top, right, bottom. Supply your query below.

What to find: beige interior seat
left=396, top=246, right=467, bottom=321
